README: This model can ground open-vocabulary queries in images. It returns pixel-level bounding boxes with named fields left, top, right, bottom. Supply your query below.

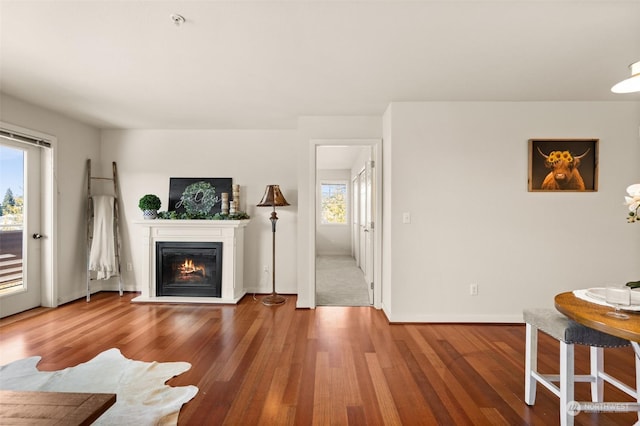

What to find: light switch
left=402, top=212, right=411, bottom=224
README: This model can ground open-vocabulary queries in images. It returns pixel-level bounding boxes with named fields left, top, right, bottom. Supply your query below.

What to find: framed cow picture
left=528, top=139, right=599, bottom=192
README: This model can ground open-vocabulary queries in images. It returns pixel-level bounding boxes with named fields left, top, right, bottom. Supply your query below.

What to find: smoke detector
left=170, top=14, right=185, bottom=26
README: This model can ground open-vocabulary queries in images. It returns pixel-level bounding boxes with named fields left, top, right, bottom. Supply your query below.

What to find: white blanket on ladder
left=89, top=195, right=117, bottom=280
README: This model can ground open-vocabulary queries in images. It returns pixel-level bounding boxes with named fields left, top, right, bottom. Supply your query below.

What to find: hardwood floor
left=0, top=292, right=636, bottom=425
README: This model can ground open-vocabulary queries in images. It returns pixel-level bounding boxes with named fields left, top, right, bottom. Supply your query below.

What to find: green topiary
left=138, top=194, right=161, bottom=211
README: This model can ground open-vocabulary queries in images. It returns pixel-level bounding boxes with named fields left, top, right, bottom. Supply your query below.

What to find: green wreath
left=179, top=181, right=218, bottom=215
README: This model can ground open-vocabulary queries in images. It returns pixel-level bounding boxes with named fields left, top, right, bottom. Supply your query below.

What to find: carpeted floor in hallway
left=315, top=255, right=371, bottom=306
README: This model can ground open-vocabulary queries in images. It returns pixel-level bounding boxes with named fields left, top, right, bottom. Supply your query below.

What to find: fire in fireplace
left=156, top=242, right=222, bottom=297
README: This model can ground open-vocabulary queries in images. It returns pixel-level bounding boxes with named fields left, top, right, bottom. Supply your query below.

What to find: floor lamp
left=257, top=185, right=290, bottom=306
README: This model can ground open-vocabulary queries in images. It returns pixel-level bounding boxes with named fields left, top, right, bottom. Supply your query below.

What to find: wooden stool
left=523, top=308, right=636, bottom=426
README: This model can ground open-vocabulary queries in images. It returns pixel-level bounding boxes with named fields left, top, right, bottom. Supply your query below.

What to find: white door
left=357, top=162, right=374, bottom=304
left=0, top=138, right=42, bottom=318
left=352, top=176, right=359, bottom=265
left=358, top=169, right=367, bottom=275
left=363, top=161, right=374, bottom=304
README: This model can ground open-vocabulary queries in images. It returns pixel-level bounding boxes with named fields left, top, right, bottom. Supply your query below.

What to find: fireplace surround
left=132, top=220, right=249, bottom=304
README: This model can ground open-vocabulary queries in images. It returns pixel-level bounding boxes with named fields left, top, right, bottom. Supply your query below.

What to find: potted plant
left=138, top=194, right=161, bottom=219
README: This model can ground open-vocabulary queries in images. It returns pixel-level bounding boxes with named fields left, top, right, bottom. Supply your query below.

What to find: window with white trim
left=320, top=182, right=348, bottom=225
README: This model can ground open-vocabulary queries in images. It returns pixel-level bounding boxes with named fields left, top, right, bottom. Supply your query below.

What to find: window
left=0, top=144, right=25, bottom=292
left=320, top=182, right=348, bottom=225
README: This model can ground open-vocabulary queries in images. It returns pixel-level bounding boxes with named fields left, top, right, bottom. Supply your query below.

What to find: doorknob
left=32, top=233, right=43, bottom=239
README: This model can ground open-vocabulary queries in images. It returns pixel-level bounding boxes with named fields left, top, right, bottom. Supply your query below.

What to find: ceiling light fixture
left=611, top=60, right=640, bottom=93
left=170, top=14, right=185, bottom=26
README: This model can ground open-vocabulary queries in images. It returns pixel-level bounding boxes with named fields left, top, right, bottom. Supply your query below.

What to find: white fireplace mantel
left=131, top=219, right=250, bottom=304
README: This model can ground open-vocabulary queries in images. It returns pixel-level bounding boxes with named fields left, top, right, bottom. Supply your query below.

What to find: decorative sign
left=169, top=178, right=233, bottom=214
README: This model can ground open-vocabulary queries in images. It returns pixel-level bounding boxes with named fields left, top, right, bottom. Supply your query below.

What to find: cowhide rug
left=0, top=348, right=198, bottom=425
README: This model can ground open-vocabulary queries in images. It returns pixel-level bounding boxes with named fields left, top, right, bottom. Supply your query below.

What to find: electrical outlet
left=127, top=262, right=133, bottom=271
left=470, top=283, right=478, bottom=296
left=263, top=265, right=269, bottom=272
left=402, top=212, right=411, bottom=224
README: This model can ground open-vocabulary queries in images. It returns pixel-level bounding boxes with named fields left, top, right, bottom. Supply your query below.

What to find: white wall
left=0, top=94, right=102, bottom=304
left=316, top=169, right=351, bottom=256
left=100, top=129, right=298, bottom=296
left=382, top=101, right=640, bottom=322
left=4, top=95, right=638, bottom=323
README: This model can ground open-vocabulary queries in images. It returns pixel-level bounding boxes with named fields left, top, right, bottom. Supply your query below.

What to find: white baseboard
left=384, top=311, right=524, bottom=323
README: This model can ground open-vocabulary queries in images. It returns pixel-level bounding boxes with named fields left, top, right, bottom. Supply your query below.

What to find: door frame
left=307, top=138, right=382, bottom=309
left=0, top=121, right=57, bottom=309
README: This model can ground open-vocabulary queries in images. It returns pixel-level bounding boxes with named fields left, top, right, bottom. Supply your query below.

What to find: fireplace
left=156, top=241, right=222, bottom=297
left=133, top=219, right=248, bottom=304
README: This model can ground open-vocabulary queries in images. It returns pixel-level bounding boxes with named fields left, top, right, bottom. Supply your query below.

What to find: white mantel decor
left=132, top=219, right=250, bottom=304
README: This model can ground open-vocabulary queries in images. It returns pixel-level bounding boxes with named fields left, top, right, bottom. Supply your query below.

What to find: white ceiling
left=1, top=1, right=639, bottom=130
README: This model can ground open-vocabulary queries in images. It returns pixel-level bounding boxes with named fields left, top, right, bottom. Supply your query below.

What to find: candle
left=221, top=192, right=229, bottom=214
left=232, top=185, right=240, bottom=211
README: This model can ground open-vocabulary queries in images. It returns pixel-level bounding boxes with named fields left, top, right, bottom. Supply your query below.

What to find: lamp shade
left=611, top=60, right=640, bottom=94
left=257, top=185, right=290, bottom=207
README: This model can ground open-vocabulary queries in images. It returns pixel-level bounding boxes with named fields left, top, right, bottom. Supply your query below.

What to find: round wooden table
left=555, top=291, right=640, bottom=342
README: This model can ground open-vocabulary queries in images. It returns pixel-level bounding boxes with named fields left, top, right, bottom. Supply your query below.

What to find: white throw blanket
left=89, top=195, right=117, bottom=280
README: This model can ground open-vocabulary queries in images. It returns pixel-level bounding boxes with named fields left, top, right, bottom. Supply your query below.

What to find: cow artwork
left=537, top=147, right=590, bottom=190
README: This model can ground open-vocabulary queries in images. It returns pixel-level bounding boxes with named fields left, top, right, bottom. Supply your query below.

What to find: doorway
left=313, top=141, right=381, bottom=307
left=0, top=123, right=56, bottom=318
